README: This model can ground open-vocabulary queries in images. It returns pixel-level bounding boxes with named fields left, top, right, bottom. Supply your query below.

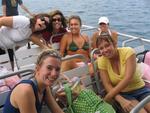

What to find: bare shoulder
left=10, top=83, right=37, bottom=113
left=91, top=31, right=99, bottom=39
left=12, top=83, right=35, bottom=103
left=82, top=33, right=89, bottom=41
left=111, top=30, right=118, bottom=35
left=63, top=32, right=72, bottom=38
left=93, top=31, right=99, bottom=36
left=62, top=32, right=72, bottom=41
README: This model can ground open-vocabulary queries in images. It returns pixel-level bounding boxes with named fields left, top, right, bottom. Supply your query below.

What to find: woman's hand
left=118, top=97, right=135, bottom=112
left=104, top=93, right=113, bottom=102
left=47, top=43, right=52, bottom=49
left=55, top=88, right=79, bottom=106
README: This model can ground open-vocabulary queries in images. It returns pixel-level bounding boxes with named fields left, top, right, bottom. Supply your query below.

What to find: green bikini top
left=68, top=35, right=89, bottom=52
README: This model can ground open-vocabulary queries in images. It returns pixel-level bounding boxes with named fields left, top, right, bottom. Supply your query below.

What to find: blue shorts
left=120, top=86, right=150, bottom=101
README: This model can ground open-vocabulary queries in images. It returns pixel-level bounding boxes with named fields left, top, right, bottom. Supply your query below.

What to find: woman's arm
left=0, top=16, right=13, bottom=27
left=60, top=34, right=68, bottom=56
left=45, top=87, right=64, bottom=113
left=99, top=69, right=135, bottom=111
left=104, top=54, right=136, bottom=101
left=99, top=69, right=114, bottom=94
left=111, top=31, right=118, bottom=46
left=29, top=34, right=50, bottom=49
left=20, top=4, right=34, bottom=17
left=14, top=85, right=37, bottom=113
left=91, top=32, right=98, bottom=49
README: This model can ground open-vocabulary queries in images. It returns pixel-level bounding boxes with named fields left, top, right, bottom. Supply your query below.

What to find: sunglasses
left=40, top=17, right=49, bottom=27
left=99, top=23, right=107, bottom=25
left=52, top=18, right=61, bottom=22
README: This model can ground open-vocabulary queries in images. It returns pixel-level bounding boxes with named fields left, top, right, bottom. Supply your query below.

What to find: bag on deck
left=64, top=84, right=116, bottom=113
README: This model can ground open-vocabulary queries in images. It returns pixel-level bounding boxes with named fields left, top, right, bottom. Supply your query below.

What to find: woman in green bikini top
left=60, top=15, right=90, bottom=62
left=69, top=34, right=89, bottom=52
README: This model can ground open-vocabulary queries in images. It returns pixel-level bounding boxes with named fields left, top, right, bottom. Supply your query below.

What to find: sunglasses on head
left=52, top=18, right=61, bottom=22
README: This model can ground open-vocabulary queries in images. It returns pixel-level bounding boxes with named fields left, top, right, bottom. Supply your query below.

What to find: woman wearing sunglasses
left=0, top=13, right=50, bottom=52
left=42, top=10, right=67, bottom=49
left=1, top=0, right=34, bottom=71
left=91, top=16, right=118, bottom=49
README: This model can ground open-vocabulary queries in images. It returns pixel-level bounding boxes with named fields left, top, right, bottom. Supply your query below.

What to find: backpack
left=64, top=84, right=116, bottom=113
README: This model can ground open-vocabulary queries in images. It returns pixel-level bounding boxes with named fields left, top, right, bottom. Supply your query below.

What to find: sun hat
left=98, top=16, right=109, bottom=24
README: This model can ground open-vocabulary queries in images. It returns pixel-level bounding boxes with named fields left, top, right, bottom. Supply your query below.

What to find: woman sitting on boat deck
left=3, top=49, right=64, bottom=113
left=96, top=33, right=150, bottom=113
left=91, top=16, right=118, bottom=49
left=60, top=15, right=90, bottom=71
left=0, top=13, right=50, bottom=51
left=42, top=10, right=68, bottom=50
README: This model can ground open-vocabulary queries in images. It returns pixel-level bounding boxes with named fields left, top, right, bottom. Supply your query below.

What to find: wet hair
left=36, top=49, right=61, bottom=66
left=68, top=15, right=82, bottom=27
left=96, top=32, right=114, bottom=48
left=30, top=13, right=51, bottom=33
left=48, top=10, right=67, bottom=32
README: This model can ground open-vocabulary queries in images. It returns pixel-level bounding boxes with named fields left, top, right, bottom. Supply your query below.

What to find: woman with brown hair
left=60, top=15, right=90, bottom=61
left=59, top=15, right=90, bottom=71
left=96, top=33, right=150, bottom=113
left=42, top=10, right=67, bottom=49
left=1, top=0, right=34, bottom=70
left=0, top=13, right=51, bottom=50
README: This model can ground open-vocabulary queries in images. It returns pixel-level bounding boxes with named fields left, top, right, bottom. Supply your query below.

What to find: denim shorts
left=120, top=86, right=150, bottom=101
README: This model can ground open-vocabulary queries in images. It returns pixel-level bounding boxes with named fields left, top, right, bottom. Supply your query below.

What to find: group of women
left=1, top=8, right=150, bottom=113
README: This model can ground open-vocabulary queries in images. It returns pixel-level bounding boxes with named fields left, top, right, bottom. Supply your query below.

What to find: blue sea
left=0, top=0, right=150, bottom=39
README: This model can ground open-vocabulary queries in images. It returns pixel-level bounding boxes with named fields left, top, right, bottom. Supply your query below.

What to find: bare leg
left=61, top=59, right=78, bottom=72
left=144, top=102, right=150, bottom=112
left=130, top=100, right=147, bottom=113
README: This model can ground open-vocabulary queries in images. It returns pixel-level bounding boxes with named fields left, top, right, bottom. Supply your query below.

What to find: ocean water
left=0, top=0, right=150, bottom=39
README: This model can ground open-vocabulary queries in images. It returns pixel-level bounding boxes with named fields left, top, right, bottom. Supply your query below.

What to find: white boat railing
left=118, top=32, right=150, bottom=43
left=82, top=24, right=150, bottom=44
